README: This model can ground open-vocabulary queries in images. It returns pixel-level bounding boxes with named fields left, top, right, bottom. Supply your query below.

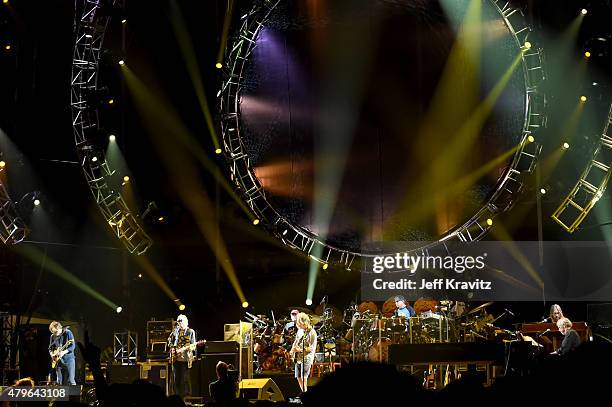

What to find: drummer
left=394, top=295, right=416, bottom=318
left=283, top=310, right=299, bottom=349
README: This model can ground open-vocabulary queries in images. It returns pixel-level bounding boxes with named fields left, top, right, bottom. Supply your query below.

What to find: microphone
left=540, top=317, right=549, bottom=323
left=537, top=328, right=551, bottom=337
left=504, top=308, right=515, bottom=317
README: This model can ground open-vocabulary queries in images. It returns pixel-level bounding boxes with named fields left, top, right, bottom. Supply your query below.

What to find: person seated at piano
left=394, top=295, right=416, bottom=318
left=550, top=317, right=581, bottom=355
left=549, top=304, right=564, bottom=324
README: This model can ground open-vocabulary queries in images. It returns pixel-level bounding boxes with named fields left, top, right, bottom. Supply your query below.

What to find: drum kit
left=246, top=300, right=502, bottom=369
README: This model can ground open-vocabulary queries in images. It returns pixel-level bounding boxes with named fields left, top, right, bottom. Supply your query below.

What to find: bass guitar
left=170, top=339, right=206, bottom=368
left=50, top=339, right=74, bottom=369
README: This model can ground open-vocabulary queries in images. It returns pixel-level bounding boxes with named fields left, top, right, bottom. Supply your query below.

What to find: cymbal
left=314, top=305, right=343, bottom=327
left=309, top=314, right=321, bottom=325
left=467, top=302, right=494, bottom=315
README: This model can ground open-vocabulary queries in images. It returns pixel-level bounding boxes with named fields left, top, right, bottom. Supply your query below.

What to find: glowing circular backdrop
left=219, top=0, right=545, bottom=268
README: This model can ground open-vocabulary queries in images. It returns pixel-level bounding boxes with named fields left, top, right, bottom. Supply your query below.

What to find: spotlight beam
left=169, top=1, right=221, bottom=150
left=14, top=244, right=119, bottom=311
left=216, top=0, right=236, bottom=68
left=121, top=67, right=247, bottom=305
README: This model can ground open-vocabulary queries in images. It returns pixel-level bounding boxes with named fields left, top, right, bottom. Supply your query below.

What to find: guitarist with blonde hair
left=48, top=321, right=76, bottom=385
left=290, top=313, right=317, bottom=393
left=168, top=314, right=197, bottom=398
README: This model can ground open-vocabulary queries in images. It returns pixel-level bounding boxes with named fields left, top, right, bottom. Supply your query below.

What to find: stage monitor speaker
left=239, top=378, right=284, bottom=402
left=108, top=364, right=140, bottom=384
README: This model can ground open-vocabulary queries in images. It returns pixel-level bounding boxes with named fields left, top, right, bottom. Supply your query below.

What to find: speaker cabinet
left=139, top=361, right=169, bottom=395
left=239, top=378, right=284, bottom=401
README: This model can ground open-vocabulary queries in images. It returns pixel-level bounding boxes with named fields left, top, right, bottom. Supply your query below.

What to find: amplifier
left=204, top=341, right=240, bottom=354
left=139, top=361, right=169, bottom=396
left=147, top=320, right=174, bottom=359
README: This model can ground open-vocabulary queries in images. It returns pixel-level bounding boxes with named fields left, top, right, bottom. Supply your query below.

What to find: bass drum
left=368, top=337, right=392, bottom=363
left=259, top=345, right=291, bottom=372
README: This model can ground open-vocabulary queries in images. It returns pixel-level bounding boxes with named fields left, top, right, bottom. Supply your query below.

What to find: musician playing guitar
left=289, top=313, right=317, bottom=393
left=48, top=321, right=76, bottom=385
left=168, top=314, right=197, bottom=398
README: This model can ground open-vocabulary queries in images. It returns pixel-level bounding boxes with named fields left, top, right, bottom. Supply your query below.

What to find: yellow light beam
left=489, top=221, right=544, bottom=288
left=131, top=254, right=179, bottom=302
left=121, top=66, right=247, bottom=304
left=169, top=0, right=221, bottom=150
left=216, top=0, right=235, bottom=67
left=14, top=244, right=119, bottom=310
left=385, top=52, right=523, bottom=237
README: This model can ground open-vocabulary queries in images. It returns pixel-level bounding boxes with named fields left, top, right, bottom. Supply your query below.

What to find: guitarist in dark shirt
left=551, top=317, right=581, bottom=355
left=48, top=321, right=76, bottom=385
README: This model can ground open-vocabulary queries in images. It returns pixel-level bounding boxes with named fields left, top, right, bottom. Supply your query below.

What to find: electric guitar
left=170, top=339, right=206, bottom=368
left=50, top=339, right=74, bottom=369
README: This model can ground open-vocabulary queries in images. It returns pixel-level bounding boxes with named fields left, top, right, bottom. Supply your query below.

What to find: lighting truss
left=71, top=0, right=151, bottom=254
left=218, top=0, right=546, bottom=270
left=0, top=172, right=27, bottom=245
left=552, top=103, right=612, bottom=233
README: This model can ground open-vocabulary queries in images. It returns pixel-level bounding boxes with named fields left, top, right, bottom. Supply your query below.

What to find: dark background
left=0, top=0, right=611, bottom=375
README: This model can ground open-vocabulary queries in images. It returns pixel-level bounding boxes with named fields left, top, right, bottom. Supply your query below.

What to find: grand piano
left=519, top=322, right=591, bottom=352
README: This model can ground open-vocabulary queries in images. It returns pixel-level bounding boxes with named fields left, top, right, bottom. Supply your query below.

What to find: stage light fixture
left=305, top=299, right=313, bottom=306
left=540, top=188, right=547, bottom=195
left=282, top=229, right=288, bottom=235
left=242, top=301, right=249, bottom=308
left=4, top=44, right=10, bottom=51
left=216, top=63, right=222, bottom=69
left=486, top=218, right=493, bottom=226
left=581, top=8, right=587, bottom=15
left=527, top=135, right=535, bottom=143
left=92, top=156, right=98, bottom=162
left=123, top=175, right=130, bottom=182
left=178, top=304, right=186, bottom=311
left=138, top=273, right=142, bottom=278
left=0, top=161, right=5, bottom=168
left=253, top=219, right=260, bottom=225
left=215, top=148, right=222, bottom=154
left=116, top=306, right=123, bottom=313
left=118, top=59, right=125, bottom=66
left=580, top=95, right=587, bottom=102
left=108, top=98, right=114, bottom=105
left=562, top=142, right=570, bottom=150
left=322, top=263, right=329, bottom=270
left=34, top=199, right=41, bottom=206
left=584, top=51, right=591, bottom=58
left=2, top=1, right=8, bottom=4
left=85, top=34, right=92, bottom=39
left=109, top=134, right=116, bottom=142
left=523, top=41, right=531, bottom=50
left=593, top=82, right=598, bottom=86
left=121, top=19, right=127, bottom=24
left=158, top=216, right=164, bottom=222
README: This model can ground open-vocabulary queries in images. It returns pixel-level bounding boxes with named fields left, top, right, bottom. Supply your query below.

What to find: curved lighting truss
left=552, top=103, right=612, bottom=233
left=71, top=0, right=152, bottom=254
left=218, top=0, right=545, bottom=270
left=0, top=172, right=28, bottom=244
